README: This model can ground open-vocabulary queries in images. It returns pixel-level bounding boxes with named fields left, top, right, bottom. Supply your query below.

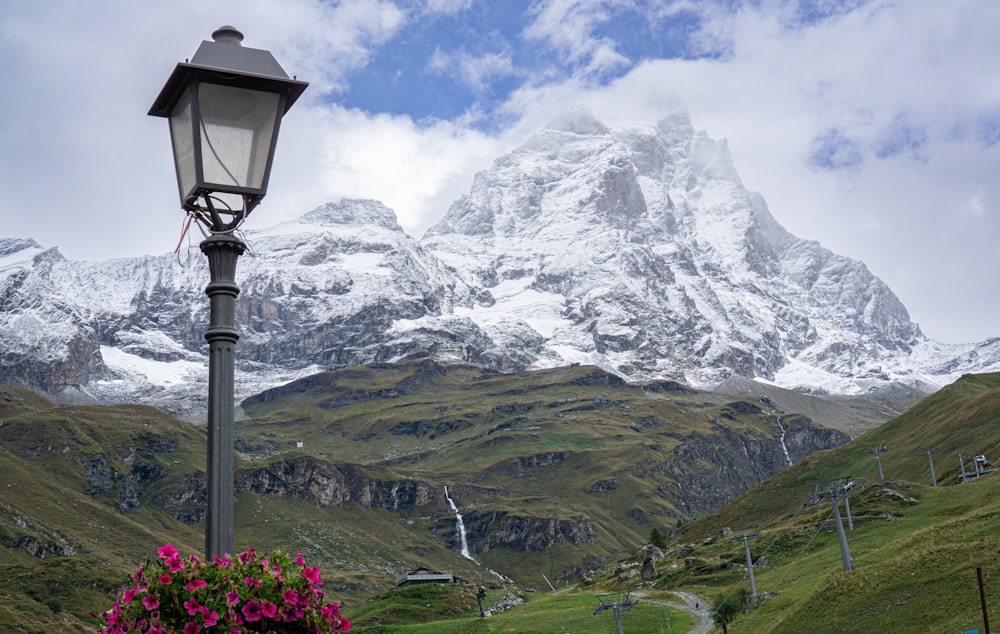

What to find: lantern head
left=149, top=26, right=308, bottom=231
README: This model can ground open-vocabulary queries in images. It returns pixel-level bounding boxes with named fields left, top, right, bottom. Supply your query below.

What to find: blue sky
left=329, top=0, right=714, bottom=127
left=1, top=0, right=999, bottom=345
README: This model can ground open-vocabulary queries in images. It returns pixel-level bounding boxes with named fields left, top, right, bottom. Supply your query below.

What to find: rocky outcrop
left=0, top=504, right=76, bottom=559
left=651, top=415, right=849, bottom=515
left=456, top=511, right=597, bottom=553
left=155, top=456, right=447, bottom=524
left=235, top=457, right=352, bottom=508
left=81, top=447, right=171, bottom=513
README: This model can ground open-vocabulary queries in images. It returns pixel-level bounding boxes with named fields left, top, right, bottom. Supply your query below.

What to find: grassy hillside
left=641, top=372, right=1000, bottom=632
left=4, top=364, right=984, bottom=632
left=0, top=362, right=852, bottom=631
left=237, top=360, right=850, bottom=589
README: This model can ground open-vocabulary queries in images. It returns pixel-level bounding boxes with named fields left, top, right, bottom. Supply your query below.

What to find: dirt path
left=672, top=591, right=713, bottom=634
left=635, top=590, right=713, bottom=634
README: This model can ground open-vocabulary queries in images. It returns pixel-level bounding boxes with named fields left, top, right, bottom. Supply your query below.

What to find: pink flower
left=122, top=587, right=138, bottom=604
left=186, top=579, right=207, bottom=591
left=295, top=552, right=305, bottom=566
left=301, top=565, right=323, bottom=584
left=183, top=621, right=201, bottom=634
left=226, top=587, right=241, bottom=607
left=238, top=548, right=256, bottom=564
left=166, top=555, right=185, bottom=573
left=184, top=597, right=201, bottom=616
left=202, top=609, right=219, bottom=626
left=260, top=600, right=278, bottom=619
left=244, top=576, right=262, bottom=588
left=242, top=599, right=263, bottom=623
left=158, top=573, right=173, bottom=585
left=157, top=544, right=179, bottom=560
left=142, top=594, right=160, bottom=611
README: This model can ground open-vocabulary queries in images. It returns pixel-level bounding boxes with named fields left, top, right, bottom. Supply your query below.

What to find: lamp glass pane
left=197, top=83, right=280, bottom=191
left=168, top=89, right=196, bottom=203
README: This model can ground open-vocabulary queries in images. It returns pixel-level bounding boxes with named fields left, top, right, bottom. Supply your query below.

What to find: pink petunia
left=242, top=599, right=263, bottom=623
left=166, top=555, right=185, bottom=573
left=159, top=573, right=173, bottom=585
left=122, top=587, right=138, bottom=604
left=184, top=597, right=202, bottom=616
left=202, top=609, right=219, bottom=626
left=301, top=565, right=322, bottom=584
left=157, top=544, right=179, bottom=560
left=226, top=586, right=240, bottom=607
left=183, top=621, right=201, bottom=634
left=142, top=594, right=160, bottom=611
left=186, top=579, right=208, bottom=591
left=244, top=577, right=262, bottom=588
left=260, top=600, right=278, bottom=619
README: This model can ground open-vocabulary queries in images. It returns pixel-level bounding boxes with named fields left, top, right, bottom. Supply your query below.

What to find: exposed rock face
left=0, top=504, right=76, bottom=559
left=654, top=418, right=849, bottom=515
left=456, top=511, right=597, bottom=553
left=155, top=457, right=447, bottom=524
left=153, top=472, right=207, bottom=525
left=81, top=447, right=171, bottom=513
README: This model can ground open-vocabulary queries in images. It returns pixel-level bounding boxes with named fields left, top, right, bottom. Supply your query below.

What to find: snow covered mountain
left=2, top=112, right=998, bottom=416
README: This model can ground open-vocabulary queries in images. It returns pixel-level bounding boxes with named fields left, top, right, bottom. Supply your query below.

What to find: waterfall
left=777, top=417, right=793, bottom=466
left=444, top=486, right=475, bottom=561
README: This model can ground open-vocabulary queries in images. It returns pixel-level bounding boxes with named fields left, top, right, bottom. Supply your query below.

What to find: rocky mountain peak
left=543, top=108, right=610, bottom=136
left=0, top=237, right=43, bottom=260
left=297, top=198, right=403, bottom=232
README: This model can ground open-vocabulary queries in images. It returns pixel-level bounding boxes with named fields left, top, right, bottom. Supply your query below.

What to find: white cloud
left=422, top=0, right=474, bottom=15
left=524, top=0, right=633, bottom=70
left=268, top=104, right=509, bottom=238
left=426, top=47, right=519, bottom=93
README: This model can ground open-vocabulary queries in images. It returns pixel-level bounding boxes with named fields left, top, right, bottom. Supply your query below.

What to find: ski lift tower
left=594, top=592, right=638, bottom=634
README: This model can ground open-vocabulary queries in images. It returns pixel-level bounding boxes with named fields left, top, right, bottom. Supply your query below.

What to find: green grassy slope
left=0, top=369, right=996, bottom=631
left=0, top=362, right=848, bottom=630
left=648, top=372, right=1000, bottom=633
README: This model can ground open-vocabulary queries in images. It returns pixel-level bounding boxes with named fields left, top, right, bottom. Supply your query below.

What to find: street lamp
left=149, top=26, right=307, bottom=559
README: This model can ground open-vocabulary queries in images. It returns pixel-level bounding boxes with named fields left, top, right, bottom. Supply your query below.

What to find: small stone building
left=395, top=567, right=455, bottom=587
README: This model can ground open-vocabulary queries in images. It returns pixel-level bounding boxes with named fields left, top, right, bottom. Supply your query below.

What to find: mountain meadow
left=1, top=365, right=999, bottom=632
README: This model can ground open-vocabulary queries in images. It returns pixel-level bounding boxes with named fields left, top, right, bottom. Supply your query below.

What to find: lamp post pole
left=202, top=233, right=245, bottom=558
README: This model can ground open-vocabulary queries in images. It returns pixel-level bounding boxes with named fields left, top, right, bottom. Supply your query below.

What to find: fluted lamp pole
left=149, top=26, right=307, bottom=559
